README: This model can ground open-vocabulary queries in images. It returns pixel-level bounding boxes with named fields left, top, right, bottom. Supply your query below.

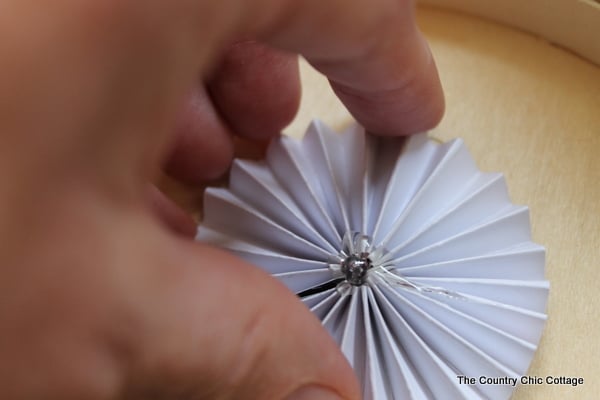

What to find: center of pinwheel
left=341, top=252, right=373, bottom=286
left=325, top=231, right=388, bottom=292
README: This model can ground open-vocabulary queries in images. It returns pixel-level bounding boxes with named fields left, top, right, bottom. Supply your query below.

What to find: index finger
left=245, top=0, right=444, bottom=135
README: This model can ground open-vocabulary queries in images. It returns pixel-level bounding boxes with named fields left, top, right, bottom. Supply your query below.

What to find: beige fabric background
left=284, top=7, right=599, bottom=400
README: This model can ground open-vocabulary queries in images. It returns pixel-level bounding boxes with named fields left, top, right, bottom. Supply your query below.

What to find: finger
left=243, top=0, right=445, bottom=136
left=146, top=185, right=197, bottom=238
left=125, top=239, right=360, bottom=400
left=320, top=30, right=444, bottom=136
left=208, top=41, right=301, bottom=140
left=232, top=135, right=271, bottom=160
left=165, top=86, right=235, bottom=183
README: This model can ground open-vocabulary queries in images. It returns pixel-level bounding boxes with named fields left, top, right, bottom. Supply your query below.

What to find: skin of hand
left=0, top=0, right=443, bottom=399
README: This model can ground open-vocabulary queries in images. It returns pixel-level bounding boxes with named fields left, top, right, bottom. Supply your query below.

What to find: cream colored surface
left=285, top=7, right=600, bottom=400
left=419, top=0, right=600, bottom=66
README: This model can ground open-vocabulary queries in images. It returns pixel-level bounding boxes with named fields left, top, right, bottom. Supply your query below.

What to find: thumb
left=124, top=239, right=360, bottom=400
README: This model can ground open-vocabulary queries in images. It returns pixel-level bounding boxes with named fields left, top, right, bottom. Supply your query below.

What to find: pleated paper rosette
left=197, top=121, right=549, bottom=400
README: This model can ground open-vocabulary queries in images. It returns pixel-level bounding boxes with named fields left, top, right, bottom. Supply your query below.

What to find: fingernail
left=285, top=386, right=344, bottom=400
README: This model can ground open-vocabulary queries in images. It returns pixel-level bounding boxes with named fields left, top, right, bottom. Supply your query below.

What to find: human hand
left=0, top=0, right=443, bottom=399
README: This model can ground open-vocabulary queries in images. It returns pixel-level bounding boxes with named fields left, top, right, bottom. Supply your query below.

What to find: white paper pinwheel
left=197, top=121, right=549, bottom=400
